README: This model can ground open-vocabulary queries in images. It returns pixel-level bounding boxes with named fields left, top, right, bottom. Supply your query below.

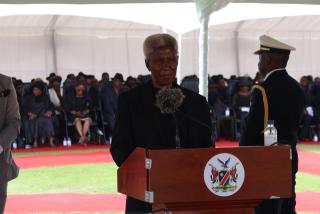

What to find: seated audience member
left=101, top=73, right=124, bottom=133
left=87, top=76, right=100, bottom=109
left=232, top=80, right=251, bottom=136
left=301, top=76, right=320, bottom=140
left=66, top=82, right=92, bottom=145
left=123, top=76, right=138, bottom=91
left=216, top=76, right=229, bottom=105
left=76, top=72, right=87, bottom=85
left=48, top=76, right=65, bottom=143
left=137, top=74, right=151, bottom=86
left=22, top=81, right=55, bottom=148
left=101, top=72, right=110, bottom=82
left=13, top=79, right=24, bottom=148
left=46, top=72, right=56, bottom=83
left=65, top=73, right=76, bottom=84
left=48, top=76, right=63, bottom=111
left=310, top=77, right=320, bottom=115
left=208, top=81, right=220, bottom=107
left=14, top=79, right=23, bottom=107
left=300, top=76, right=311, bottom=94
left=180, top=75, right=199, bottom=93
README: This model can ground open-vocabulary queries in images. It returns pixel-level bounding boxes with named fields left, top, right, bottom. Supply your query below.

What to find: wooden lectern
left=118, top=146, right=292, bottom=213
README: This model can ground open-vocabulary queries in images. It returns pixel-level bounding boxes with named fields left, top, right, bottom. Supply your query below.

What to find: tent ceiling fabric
left=2, top=3, right=320, bottom=34
left=209, top=3, right=320, bottom=27
left=1, top=14, right=320, bottom=81
left=0, top=3, right=198, bottom=34
left=0, top=0, right=318, bottom=4
left=233, top=0, right=320, bottom=4
left=181, top=15, right=320, bottom=80
left=0, top=0, right=193, bottom=3
left=1, top=2, right=320, bottom=82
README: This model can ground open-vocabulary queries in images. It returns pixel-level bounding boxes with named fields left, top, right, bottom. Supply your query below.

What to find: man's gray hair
left=143, top=33, right=178, bottom=59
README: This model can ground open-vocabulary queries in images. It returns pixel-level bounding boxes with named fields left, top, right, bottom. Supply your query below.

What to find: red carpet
left=298, top=141, right=320, bottom=145
left=15, top=152, right=113, bottom=169
left=298, top=150, right=320, bottom=176
left=7, top=141, right=320, bottom=213
left=5, top=193, right=125, bottom=213
left=14, top=142, right=320, bottom=177
left=216, top=140, right=239, bottom=148
left=6, top=192, right=319, bottom=213
left=296, top=192, right=320, bottom=213
left=13, top=144, right=109, bottom=153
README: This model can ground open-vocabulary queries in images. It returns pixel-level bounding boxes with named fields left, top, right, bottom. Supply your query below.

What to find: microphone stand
left=172, top=113, right=181, bottom=149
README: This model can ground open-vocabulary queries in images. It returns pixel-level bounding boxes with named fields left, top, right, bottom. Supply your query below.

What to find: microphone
left=155, top=88, right=213, bottom=147
left=155, top=88, right=185, bottom=114
left=155, top=88, right=185, bottom=148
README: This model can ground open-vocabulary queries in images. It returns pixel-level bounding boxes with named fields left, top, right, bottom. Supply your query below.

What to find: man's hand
left=44, top=111, right=52, bottom=118
left=28, top=112, right=37, bottom=120
left=82, top=109, right=90, bottom=115
left=71, top=110, right=81, bottom=116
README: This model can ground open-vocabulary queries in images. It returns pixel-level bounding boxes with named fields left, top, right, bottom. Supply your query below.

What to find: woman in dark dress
left=22, top=81, right=55, bottom=148
left=67, top=82, right=92, bottom=145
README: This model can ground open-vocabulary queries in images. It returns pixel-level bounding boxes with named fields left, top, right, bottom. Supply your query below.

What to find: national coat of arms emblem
left=204, top=153, right=245, bottom=197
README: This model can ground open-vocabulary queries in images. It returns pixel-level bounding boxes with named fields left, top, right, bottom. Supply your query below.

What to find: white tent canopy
left=182, top=15, right=320, bottom=80
left=1, top=2, right=320, bottom=83
left=0, top=15, right=175, bottom=81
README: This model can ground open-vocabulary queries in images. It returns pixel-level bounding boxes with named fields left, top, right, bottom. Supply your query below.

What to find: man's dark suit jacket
left=240, top=69, right=304, bottom=214
left=240, top=69, right=304, bottom=148
left=110, top=81, right=213, bottom=213
left=0, top=74, right=20, bottom=182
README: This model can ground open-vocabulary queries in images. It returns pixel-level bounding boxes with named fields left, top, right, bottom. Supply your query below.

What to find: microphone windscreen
left=155, top=88, right=185, bottom=114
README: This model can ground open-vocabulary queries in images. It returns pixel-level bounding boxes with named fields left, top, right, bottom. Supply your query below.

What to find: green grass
left=299, top=213, right=320, bottom=214
left=8, top=163, right=118, bottom=194
left=13, top=148, right=109, bottom=157
left=297, top=144, right=320, bottom=153
left=296, top=172, right=320, bottom=192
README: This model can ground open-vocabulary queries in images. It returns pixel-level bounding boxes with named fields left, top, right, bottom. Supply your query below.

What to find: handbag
left=6, top=151, right=19, bottom=181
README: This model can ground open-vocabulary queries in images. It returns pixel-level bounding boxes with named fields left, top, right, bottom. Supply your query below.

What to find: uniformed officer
left=240, top=35, right=305, bottom=214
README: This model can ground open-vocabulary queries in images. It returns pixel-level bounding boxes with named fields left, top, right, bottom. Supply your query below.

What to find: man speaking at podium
left=110, top=33, right=213, bottom=213
left=240, top=35, right=304, bottom=214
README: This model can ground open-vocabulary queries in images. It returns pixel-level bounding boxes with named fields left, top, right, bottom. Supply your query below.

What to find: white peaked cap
left=254, top=35, right=296, bottom=55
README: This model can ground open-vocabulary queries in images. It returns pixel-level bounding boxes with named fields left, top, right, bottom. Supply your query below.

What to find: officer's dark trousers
left=255, top=148, right=298, bottom=214
left=0, top=181, right=7, bottom=214
left=125, top=196, right=152, bottom=214
left=254, top=176, right=296, bottom=214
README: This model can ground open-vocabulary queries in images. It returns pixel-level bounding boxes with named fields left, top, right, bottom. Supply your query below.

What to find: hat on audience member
left=46, top=73, right=56, bottom=81
left=112, top=73, right=124, bottom=82
left=53, top=75, right=62, bottom=83
left=254, top=35, right=296, bottom=56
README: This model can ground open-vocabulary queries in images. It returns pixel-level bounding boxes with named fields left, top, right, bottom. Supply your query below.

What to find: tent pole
left=235, top=31, right=241, bottom=77
left=49, top=15, right=59, bottom=75
left=234, top=20, right=245, bottom=77
left=198, top=16, right=209, bottom=99
left=177, top=34, right=182, bottom=84
left=196, top=0, right=231, bottom=99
